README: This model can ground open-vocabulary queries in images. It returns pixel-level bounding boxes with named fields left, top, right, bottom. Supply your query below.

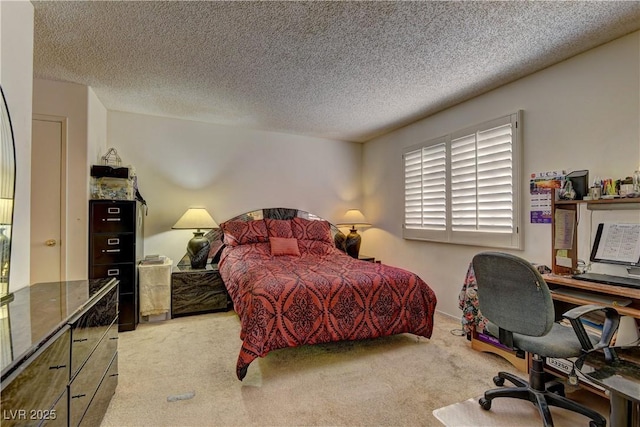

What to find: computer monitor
left=590, top=223, right=640, bottom=267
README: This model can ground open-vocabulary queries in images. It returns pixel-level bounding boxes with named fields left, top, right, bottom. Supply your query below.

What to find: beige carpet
left=100, top=311, right=608, bottom=426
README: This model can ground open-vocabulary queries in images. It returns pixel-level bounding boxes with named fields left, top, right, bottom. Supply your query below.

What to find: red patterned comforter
left=218, top=218, right=437, bottom=380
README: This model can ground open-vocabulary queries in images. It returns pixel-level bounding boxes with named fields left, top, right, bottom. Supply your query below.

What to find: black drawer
left=91, top=234, right=135, bottom=264
left=0, top=329, right=70, bottom=427
left=90, top=202, right=135, bottom=233
left=78, top=352, right=117, bottom=427
left=40, top=390, right=67, bottom=427
left=90, top=264, right=135, bottom=294
left=118, top=293, right=138, bottom=332
left=69, top=323, right=118, bottom=426
left=70, top=286, right=118, bottom=375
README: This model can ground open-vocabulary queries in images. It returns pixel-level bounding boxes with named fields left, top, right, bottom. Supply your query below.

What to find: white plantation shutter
left=404, top=148, right=423, bottom=228
left=404, top=140, right=446, bottom=231
left=451, top=120, right=513, bottom=233
left=403, top=112, right=522, bottom=249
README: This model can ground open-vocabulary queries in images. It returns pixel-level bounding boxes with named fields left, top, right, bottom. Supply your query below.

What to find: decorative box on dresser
left=89, top=200, right=144, bottom=332
left=1, top=278, right=118, bottom=426
left=171, top=264, right=231, bottom=318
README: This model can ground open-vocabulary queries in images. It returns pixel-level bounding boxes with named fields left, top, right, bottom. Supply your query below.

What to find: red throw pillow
left=291, top=217, right=333, bottom=243
left=221, top=220, right=268, bottom=246
left=270, top=237, right=301, bottom=256
left=265, top=218, right=294, bottom=238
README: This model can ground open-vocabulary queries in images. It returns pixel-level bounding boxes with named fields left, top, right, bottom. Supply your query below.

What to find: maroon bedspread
left=218, top=220, right=437, bottom=380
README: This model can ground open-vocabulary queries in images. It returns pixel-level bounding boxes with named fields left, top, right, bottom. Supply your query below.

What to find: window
left=403, top=112, right=522, bottom=249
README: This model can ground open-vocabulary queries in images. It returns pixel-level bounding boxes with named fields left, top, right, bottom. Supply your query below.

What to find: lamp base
left=187, top=231, right=210, bottom=269
left=344, top=228, right=361, bottom=259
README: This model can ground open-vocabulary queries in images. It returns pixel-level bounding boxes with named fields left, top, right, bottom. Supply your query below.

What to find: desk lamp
left=336, top=209, right=371, bottom=259
left=172, top=208, right=218, bottom=269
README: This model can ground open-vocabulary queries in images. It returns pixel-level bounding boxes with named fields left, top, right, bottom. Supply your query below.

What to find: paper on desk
left=554, top=209, right=575, bottom=250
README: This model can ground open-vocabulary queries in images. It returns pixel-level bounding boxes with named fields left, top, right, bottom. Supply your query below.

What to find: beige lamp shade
left=0, top=198, right=12, bottom=225
left=172, top=208, right=218, bottom=231
left=337, top=209, right=371, bottom=228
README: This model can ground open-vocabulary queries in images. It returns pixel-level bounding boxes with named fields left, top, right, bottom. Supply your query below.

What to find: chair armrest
left=563, top=304, right=620, bottom=362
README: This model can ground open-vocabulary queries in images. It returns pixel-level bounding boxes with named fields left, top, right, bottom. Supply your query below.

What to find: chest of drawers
left=89, top=200, right=143, bottom=332
left=1, top=279, right=118, bottom=427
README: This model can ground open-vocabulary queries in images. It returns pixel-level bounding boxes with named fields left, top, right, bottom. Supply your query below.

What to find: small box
left=566, top=170, right=589, bottom=200
left=91, top=165, right=130, bottom=179
left=90, top=176, right=133, bottom=200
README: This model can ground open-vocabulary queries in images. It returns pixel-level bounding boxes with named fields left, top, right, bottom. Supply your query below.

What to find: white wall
left=1, top=1, right=33, bottom=291
left=32, top=79, right=108, bottom=281
left=362, top=32, right=640, bottom=318
left=88, top=88, right=108, bottom=166
left=107, top=111, right=362, bottom=265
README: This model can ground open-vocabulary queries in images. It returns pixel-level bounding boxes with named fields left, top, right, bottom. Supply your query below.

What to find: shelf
left=544, top=274, right=640, bottom=300
left=554, top=196, right=640, bottom=206
left=545, top=275, right=640, bottom=319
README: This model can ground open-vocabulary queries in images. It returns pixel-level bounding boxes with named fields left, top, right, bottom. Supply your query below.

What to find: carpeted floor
left=100, top=311, right=608, bottom=426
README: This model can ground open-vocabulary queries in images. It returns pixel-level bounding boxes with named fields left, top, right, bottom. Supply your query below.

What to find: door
left=31, top=116, right=66, bottom=284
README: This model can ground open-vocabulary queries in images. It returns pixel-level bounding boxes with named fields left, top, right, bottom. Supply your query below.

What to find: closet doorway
left=30, top=115, right=66, bottom=284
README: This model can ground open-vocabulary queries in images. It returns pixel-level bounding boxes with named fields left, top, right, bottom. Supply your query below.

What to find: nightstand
left=171, top=264, right=231, bottom=318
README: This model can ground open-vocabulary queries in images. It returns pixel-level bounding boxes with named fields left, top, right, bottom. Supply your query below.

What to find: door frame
left=32, top=114, right=68, bottom=282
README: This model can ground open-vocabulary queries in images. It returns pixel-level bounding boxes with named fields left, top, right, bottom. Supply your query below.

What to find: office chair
left=472, top=252, right=619, bottom=427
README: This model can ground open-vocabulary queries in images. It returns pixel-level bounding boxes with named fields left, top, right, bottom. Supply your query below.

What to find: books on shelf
left=475, top=331, right=520, bottom=354
left=141, top=255, right=167, bottom=265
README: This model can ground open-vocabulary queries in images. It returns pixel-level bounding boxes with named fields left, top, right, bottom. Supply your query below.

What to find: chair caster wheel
left=493, top=376, right=505, bottom=386
left=479, top=397, right=492, bottom=410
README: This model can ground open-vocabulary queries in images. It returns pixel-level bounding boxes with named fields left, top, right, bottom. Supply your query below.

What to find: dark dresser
left=89, top=200, right=143, bottom=332
left=1, top=278, right=118, bottom=426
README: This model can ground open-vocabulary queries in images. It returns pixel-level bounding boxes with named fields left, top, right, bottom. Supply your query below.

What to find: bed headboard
left=177, top=207, right=345, bottom=266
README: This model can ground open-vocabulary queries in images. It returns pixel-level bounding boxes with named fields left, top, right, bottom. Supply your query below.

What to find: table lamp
left=336, top=209, right=371, bottom=259
left=0, top=197, right=12, bottom=283
left=172, top=207, right=218, bottom=269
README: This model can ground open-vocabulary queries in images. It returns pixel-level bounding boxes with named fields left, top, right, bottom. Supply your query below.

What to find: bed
left=216, top=208, right=438, bottom=380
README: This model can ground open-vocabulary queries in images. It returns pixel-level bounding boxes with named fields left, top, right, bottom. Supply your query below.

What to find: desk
left=576, top=347, right=640, bottom=427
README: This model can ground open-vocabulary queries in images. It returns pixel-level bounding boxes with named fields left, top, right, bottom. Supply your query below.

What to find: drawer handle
left=107, top=238, right=120, bottom=245
left=109, top=373, right=119, bottom=378
left=74, top=338, right=88, bottom=343
left=103, top=249, right=121, bottom=253
left=71, top=394, right=87, bottom=399
left=109, top=337, right=119, bottom=340
left=107, top=269, right=120, bottom=276
left=103, top=218, right=121, bottom=222
left=49, top=364, right=67, bottom=370
left=107, top=207, right=120, bottom=214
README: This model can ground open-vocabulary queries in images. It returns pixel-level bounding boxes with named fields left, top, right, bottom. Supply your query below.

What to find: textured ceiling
left=32, top=1, right=640, bottom=143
